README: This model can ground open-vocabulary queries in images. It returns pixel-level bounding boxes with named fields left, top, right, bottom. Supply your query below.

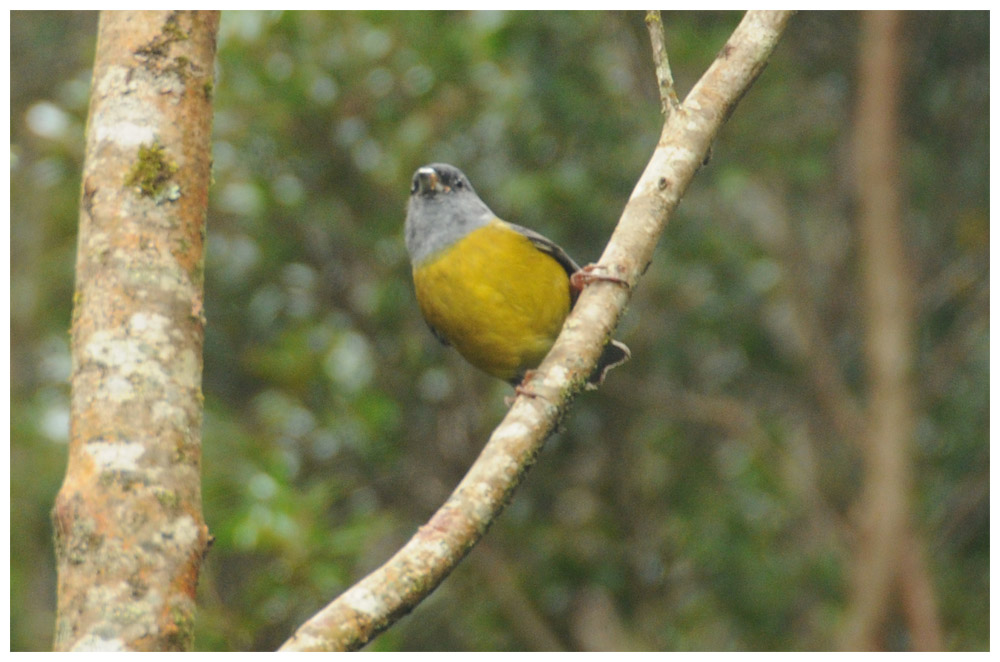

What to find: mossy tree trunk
left=52, top=10, right=219, bottom=652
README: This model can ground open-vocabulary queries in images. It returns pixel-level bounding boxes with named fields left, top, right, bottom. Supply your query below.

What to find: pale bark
left=52, top=10, right=218, bottom=652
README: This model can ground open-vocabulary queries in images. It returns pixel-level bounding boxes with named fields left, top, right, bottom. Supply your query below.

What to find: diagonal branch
left=279, top=10, right=794, bottom=651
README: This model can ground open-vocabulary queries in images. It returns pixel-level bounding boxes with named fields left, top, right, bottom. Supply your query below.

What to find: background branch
left=838, top=11, right=941, bottom=650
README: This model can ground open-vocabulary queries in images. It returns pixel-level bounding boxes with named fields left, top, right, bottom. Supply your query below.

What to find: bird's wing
left=506, top=222, right=581, bottom=278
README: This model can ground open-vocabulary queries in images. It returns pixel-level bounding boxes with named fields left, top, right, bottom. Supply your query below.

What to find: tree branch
left=645, top=10, right=680, bottom=117
left=472, top=542, right=568, bottom=651
left=279, top=10, right=794, bottom=651
left=898, top=530, right=944, bottom=651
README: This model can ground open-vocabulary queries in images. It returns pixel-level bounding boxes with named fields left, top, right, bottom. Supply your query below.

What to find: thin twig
left=645, top=10, right=680, bottom=117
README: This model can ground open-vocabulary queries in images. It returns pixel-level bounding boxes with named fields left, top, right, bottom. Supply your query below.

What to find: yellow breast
left=412, top=220, right=572, bottom=382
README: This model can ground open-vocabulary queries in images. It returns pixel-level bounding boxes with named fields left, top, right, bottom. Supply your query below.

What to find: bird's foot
left=570, top=263, right=630, bottom=293
left=505, top=370, right=545, bottom=406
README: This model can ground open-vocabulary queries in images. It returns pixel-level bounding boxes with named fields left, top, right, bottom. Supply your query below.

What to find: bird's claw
left=570, top=263, right=630, bottom=293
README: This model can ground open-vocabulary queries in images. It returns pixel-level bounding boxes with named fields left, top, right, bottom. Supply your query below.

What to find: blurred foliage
left=10, top=10, right=987, bottom=651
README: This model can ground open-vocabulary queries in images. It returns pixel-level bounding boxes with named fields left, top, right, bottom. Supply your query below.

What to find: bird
left=404, top=162, right=629, bottom=388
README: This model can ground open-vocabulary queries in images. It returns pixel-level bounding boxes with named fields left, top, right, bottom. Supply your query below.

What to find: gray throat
left=405, top=192, right=495, bottom=266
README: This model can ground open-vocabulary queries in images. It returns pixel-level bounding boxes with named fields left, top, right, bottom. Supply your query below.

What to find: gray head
left=405, top=163, right=495, bottom=266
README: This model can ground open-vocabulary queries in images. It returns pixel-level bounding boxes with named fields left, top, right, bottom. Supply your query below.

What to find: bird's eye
left=410, top=177, right=418, bottom=194
left=454, top=179, right=464, bottom=190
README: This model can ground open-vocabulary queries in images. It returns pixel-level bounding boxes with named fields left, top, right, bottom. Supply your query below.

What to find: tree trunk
left=52, top=10, right=218, bottom=652
left=840, top=10, right=942, bottom=651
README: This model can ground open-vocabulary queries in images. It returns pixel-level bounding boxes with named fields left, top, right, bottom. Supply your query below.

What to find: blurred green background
left=10, top=11, right=987, bottom=651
